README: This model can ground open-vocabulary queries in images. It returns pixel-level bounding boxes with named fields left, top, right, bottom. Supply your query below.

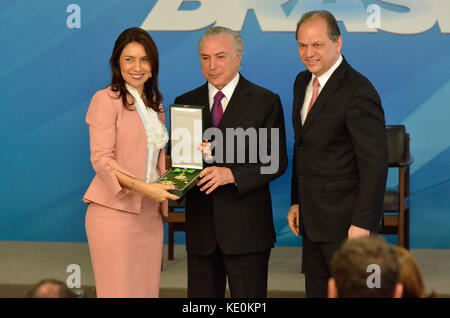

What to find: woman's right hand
left=141, top=183, right=180, bottom=202
left=198, top=140, right=213, bottom=161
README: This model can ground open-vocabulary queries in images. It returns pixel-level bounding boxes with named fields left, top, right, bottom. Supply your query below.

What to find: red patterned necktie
left=307, top=77, right=320, bottom=115
left=211, top=91, right=225, bottom=127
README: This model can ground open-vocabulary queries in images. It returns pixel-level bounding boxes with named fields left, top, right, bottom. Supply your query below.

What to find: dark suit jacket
left=291, top=58, right=388, bottom=242
left=174, top=74, right=288, bottom=255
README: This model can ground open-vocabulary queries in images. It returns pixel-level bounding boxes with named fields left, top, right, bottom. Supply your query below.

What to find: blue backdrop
left=1, top=0, right=449, bottom=248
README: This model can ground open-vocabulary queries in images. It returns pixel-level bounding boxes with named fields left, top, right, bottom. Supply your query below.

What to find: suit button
left=300, top=175, right=304, bottom=179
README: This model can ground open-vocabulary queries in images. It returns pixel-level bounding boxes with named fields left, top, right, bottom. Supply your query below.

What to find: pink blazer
left=83, top=87, right=168, bottom=216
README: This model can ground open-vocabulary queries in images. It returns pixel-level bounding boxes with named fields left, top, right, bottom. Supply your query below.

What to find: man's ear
left=328, top=278, right=338, bottom=298
left=336, top=35, right=343, bottom=54
left=393, top=283, right=403, bottom=298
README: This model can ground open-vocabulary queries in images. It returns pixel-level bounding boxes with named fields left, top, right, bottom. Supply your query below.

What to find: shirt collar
left=208, top=72, right=240, bottom=102
left=312, top=54, right=343, bottom=88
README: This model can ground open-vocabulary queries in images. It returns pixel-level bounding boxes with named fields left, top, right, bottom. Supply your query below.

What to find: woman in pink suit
left=83, top=27, right=179, bottom=298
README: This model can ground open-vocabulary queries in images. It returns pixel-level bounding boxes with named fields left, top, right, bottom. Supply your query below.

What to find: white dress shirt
left=208, top=72, right=240, bottom=112
left=301, top=55, right=343, bottom=125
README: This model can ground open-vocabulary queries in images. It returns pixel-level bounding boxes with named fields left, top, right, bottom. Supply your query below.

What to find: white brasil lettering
left=141, top=0, right=449, bottom=34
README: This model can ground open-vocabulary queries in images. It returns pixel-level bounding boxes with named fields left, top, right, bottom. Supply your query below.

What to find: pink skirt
left=85, top=199, right=163, bottom=298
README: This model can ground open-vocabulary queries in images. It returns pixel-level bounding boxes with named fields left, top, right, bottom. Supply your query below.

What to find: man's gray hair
left=198, top=26, right=244, bottom=57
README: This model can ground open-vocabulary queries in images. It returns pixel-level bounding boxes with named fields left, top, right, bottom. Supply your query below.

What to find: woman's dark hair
left=110, top=27, right=162, bottom=112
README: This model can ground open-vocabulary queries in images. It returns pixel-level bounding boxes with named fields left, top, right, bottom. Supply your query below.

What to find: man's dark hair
left=331, top=235, right=401, bottom=298
left=295, top=10, right=341, bottom=42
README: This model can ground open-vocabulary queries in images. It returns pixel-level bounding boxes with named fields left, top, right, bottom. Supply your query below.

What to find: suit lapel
left=217, top=74, right=251, bottom=130
left=300, top=58, right=349, bottom=137
left=187, top=76, right=251, bottom=130
left=189, top=82, right=212, bottom=128
left=293, top=72, right=311, bottom=141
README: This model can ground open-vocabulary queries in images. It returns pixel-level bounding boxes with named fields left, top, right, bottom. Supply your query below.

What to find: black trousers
left=302, top=236, right=344, bottom=298
left=187, top=247, right=271, bottom=298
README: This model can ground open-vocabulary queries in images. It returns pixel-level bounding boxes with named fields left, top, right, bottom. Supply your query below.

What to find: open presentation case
left=156, top=104, right=205, bottom=196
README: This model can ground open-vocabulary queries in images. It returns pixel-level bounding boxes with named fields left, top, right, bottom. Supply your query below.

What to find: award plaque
left=156, top=104, right=205, bottom=196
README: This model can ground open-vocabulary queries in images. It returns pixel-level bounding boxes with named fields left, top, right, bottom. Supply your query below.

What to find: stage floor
left=0, top=241, right=448, bottom=297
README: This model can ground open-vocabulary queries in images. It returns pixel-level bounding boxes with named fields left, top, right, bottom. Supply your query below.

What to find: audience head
left=394, top=246, right=427, bottom=298
left=26, top=279, right=77, bottom=298
left=328, top=235, right=403, bottom=298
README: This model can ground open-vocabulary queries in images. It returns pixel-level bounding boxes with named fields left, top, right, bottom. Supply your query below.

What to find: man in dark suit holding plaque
left=287, top=11, right=389, bottom=298
left=174, top=26, right=287, bottom=298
